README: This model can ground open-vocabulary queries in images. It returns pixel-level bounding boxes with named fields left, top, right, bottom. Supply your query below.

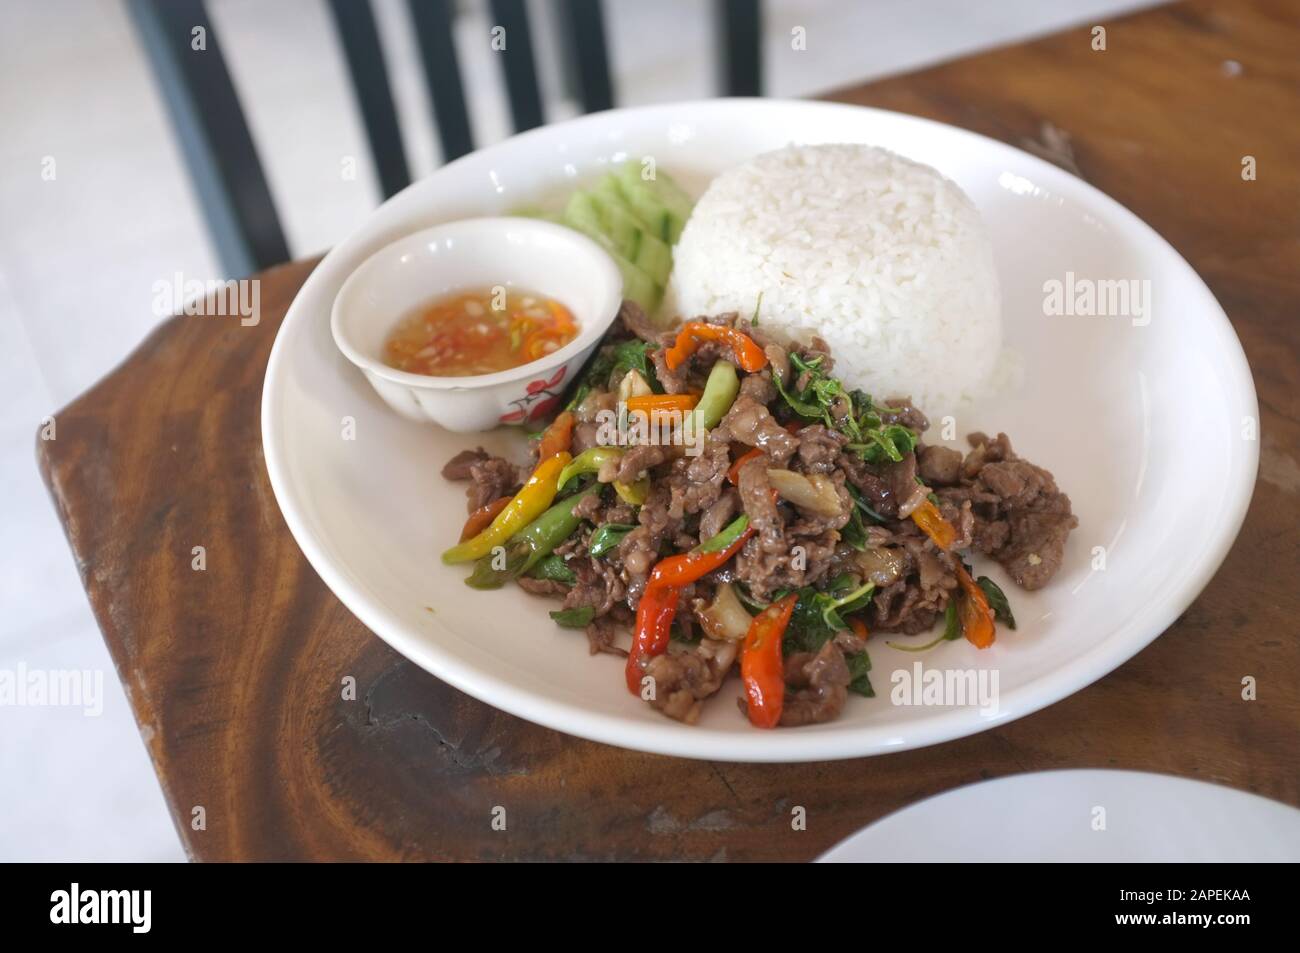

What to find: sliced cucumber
left=562, top=192, right=660, bottom=312
left=616, top=161, right=694, bottom=244
left=587, top=180, right=673, bottom=286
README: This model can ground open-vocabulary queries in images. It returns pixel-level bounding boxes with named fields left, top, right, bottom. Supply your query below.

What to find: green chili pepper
left=464, top=485, right=600, bottom=589
left=697, top=513, right=750, bottom=553
left=558, top=447, right=621, bottom=490
left=558, top=446, right=647, bottom=505
left=685, top=360, right=740, bottom=433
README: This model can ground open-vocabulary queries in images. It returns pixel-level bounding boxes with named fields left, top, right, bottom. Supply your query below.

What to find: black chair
left=126, top=0, right=763, bottom=277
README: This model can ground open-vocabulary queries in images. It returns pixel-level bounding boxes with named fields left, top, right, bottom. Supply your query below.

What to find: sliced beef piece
left=718, top=395, right=799, bottom=465
left=764, top=343, right=790, bottom=387
left=936, top=432, right=1077, bottom=590
left=466, top=456, right=523, bottom=512
left=795, top=424, right=847, bottom=474
left=738, top=368, right=777, bottom=405
left=736, top=456, right=784, bottom=554
left=669, top=434, right=732, bottom=517
left=571, top=390, right=617, bottom=455
left=879, top=397, right=929, bottom=433
left=570, top=490, right=605, bottom=523
left=883, top=453, right=927, bottom=519
left=733, top=527, right=839, bottom=600
left=618, top=299, right=661, bottom=344
left=918, top=444, right=963, bottom=486
left=961, top=431, right=1013, bottom=479
left=515, top=576, right=570, bottom=597
left=584, top=616, right=627, bottom=657
left=643, top=638, right=738, bottom=724
left=778, top=641, right=851, bottom=726
left=441, top=447, right=490, bottom=481
left=698, top=488, right=740, bottom=541
left=837, top=451, right=895, bottom=517
left=616, top=483, right=684, bottom=605
left=562, top=557, right=627, bottom=617
left=870, top=578, right=944, bottom=635
left=615, top=443, right=679, bottom=483
left=651, top=347, right=689, bottom=394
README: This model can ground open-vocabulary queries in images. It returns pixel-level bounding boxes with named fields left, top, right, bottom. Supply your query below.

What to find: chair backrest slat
left=716, top=0, right=763, bottom=97
left=489, top=0, right=545, bottom=133
left=327, top=0, right=411, bottom=199
left=407, top=0, right=475, bottom=161
left=127, top=0, right=289, bottom=276
left=560, top=0, right=614, bottom=113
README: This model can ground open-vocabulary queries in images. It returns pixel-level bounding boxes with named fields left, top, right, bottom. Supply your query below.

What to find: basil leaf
left=530, top=554, right=576, bottom=585
left=588, top=523, right=636, bottom=558
left=549, top=606, right=595, bottom=628
left=611, top=339, right=662, bottom=392
left=846, top=651, right=874, bottom=697
left=942, top=599, right=962, bottom=640
left=977, top=576, right=1017, bottom=629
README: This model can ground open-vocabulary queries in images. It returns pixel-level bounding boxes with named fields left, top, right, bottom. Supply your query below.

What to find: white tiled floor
left=0, top=0, right=1160, bottom=861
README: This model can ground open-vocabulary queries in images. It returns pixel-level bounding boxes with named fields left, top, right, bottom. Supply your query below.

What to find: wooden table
left=39, top=0, right=1300, bottom=861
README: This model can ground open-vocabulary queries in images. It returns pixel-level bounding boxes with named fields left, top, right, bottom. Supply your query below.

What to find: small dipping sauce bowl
left=331, top=217, right=623, bottom=432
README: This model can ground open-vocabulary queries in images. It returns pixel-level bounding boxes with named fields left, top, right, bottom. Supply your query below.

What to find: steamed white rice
left=665, top=143, right=1001, bottom=414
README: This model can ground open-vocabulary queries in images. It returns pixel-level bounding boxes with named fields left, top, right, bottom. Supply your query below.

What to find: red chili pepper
left=625, top=584, right=681, bottom=693
left=741, top=593, right=798, bottom=729
left=663, top=322, right=768, bottom=373
left=624, top=520, right=756, bottom=694
left=458, top=496, right=511, bottom=541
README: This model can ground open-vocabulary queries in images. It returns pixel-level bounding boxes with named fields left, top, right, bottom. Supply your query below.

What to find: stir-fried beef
left=935, top=432, right=1077, bottom=589
left=562, top=557, right=627, bottom=618
left=879, top=397, right=929, bottom=433
left=795, top=424, right=847, bottom=473
left=644, top=639, right=738, bottom=724
left=584, top=616, right=627, bottom=657
left=616, top=444, right=678, bottom=483
left=441, top=447, right=490, bottom=481
left=440, top=447, right=523, bottom=511
left=515, top=576, right=569, bottom=597
left=736, top=456, right=784, bottom=553
left=719, top=395, right=799, bottom=464
left=917, top=444, right=963, bottom=486
left=698, top=487, right=740, bottom=541
left=618, top=299, right=661, bottom=344
left=441, top=306, right=1077, bottom=729
left=779, top=642, right=851, bottom=726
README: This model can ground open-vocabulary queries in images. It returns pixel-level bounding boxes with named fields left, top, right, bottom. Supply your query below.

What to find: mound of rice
left=665, top=144, right=1001, bottom=413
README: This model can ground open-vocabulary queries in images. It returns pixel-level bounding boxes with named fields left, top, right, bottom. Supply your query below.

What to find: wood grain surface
left=38, top=0, right=1300, bottom=861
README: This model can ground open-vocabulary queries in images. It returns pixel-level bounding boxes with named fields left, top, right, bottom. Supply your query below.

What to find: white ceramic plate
left=818, top=770, right=1300, bottom=861
left=261, top=100, right=1257, bottom=762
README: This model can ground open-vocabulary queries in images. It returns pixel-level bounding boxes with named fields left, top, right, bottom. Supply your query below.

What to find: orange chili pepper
left=741, top=593, right=798, bottom=729
left=536, top=411, right=574, bottom=461
left=848, top=616, right=870, bottom=641
left=727, top=447, right=763, bottom=485
left=458, top=496, right=511, bottom=542
left=625, top=393, right=699, bottom=416
left=911, top=498, right=957, bottom=551
left=663, top=321, right=768, bottom=373
left=954, top=563, right=995, bottom=649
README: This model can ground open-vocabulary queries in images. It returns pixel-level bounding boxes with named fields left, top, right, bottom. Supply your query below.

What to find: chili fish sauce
left=383, top=287, right=578, bottom=377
